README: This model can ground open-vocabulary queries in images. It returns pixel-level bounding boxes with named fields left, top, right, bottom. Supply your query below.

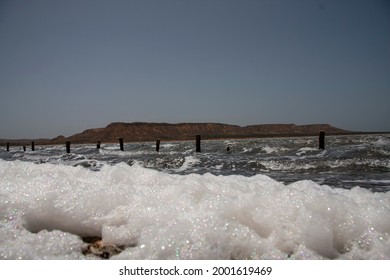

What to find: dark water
left=1, top=134, right=390, bottom=192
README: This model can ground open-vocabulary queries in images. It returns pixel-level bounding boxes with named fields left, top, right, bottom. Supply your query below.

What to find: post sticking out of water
left=97, top=141, right=101, bottom=149
left=156, top=139, right=161, bottom=152
left=196, top=135, right=201, bottom=153
left=119, top=138, right=124, bottom=151
left=319, top=131, right=325, bottom=149
left=66, top=141, right=71, bottom=153
left=31, top=141, right=35, bottom=151
left=23, top=146, right=26, bottom=152
left=6, top=142, right=9, bottom=152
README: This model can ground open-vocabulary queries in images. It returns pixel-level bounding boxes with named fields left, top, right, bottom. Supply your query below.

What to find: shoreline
left=1, top=131, right=389, bottom=147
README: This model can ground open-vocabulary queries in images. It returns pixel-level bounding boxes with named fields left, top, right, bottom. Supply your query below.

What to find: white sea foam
left=262, top=146, right=278, bottom=154
left=260, top=160, right=316, bottom=171
left=0, top=159, right=389, bottom=260
left=296, top=147, right=319, bottom=156
left=161, top=143, right=178, bottom=148
left=258, top=144, right=290, bottom=155
left=174, top=156, right=201, bottom=172
left=372, top=136, right=390, bottom=146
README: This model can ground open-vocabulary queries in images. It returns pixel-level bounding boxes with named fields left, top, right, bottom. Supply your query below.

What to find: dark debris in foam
left=81, top=236, right=124, bottom=259
left=23, top=220, right=136, bottom=259
left=81, top=236, right=138, bottom=259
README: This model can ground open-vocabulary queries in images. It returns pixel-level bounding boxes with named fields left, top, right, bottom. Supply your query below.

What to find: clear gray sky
left=1, top=0, right=389, bottom=138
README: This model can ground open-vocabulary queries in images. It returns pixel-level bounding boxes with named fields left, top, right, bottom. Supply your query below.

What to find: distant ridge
left=48, top=122, right=351, bottom=144
left=0, top=122, right=355, bottom=145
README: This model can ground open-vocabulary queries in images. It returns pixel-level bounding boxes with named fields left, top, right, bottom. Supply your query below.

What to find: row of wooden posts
left=5, top=131, right=326, bottom=153
left=4, top=135, right=202, bottom=153
left=5, top=142, right=35, bottom=152
left=117, top=136, right=201, bottom=153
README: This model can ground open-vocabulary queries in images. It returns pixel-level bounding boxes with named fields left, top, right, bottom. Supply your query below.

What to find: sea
left=0, top=134, right=389, bottom=259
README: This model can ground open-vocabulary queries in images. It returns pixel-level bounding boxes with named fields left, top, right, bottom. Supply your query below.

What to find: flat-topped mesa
left=49, top=122, right=350, bottom=144
left=243, top=123, right=348, bottom=135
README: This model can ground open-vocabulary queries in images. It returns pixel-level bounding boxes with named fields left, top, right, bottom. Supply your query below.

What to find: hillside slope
left=51, top=122, right=350, bottom=143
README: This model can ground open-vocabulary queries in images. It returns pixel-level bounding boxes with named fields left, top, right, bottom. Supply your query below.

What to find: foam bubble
left=0, top=159, right=389, bottom=259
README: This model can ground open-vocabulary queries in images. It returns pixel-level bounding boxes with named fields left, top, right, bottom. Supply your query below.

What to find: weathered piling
left=66, top=141, right=71, bottom=153
left=31, top=141, right=35, bottom=151
left=97, top=141, right=101, bottom=149
left=196, top=135, right=201, bottom=153
left=6, top=142, right=9, bottom=152
left=319, top=130, right=325, bottom=149
left=156, top=139, right=161, bottom=152
left=119, top=138, right=124, bottom=151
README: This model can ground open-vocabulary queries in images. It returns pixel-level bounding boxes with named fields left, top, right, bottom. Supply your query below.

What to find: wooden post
left=23, top=146, right=26, bottom=152
left=31, top=141, right=35, bottom=151
left=119, top=138, right=124, bottom=151
left=156, top=139, right=161, bottom=152
left=196, top=135, right=201, bottom=152
left=97, top=141, right=101, bottom=149
left=319, top=130, right=325, bottom=149
left=6, top=142, right=9, bottom=152
left=66, top=141, right=71, bottom=153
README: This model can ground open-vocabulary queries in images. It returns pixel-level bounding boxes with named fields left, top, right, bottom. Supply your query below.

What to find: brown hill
left=50, top=122, right=351, bottom=144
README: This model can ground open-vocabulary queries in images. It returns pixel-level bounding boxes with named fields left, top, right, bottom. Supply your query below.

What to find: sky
left=0, top=0, right=389, bottom=139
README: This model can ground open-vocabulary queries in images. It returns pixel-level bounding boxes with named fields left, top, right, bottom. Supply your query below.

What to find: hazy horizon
left=0, top=121, right=385, bottom=141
